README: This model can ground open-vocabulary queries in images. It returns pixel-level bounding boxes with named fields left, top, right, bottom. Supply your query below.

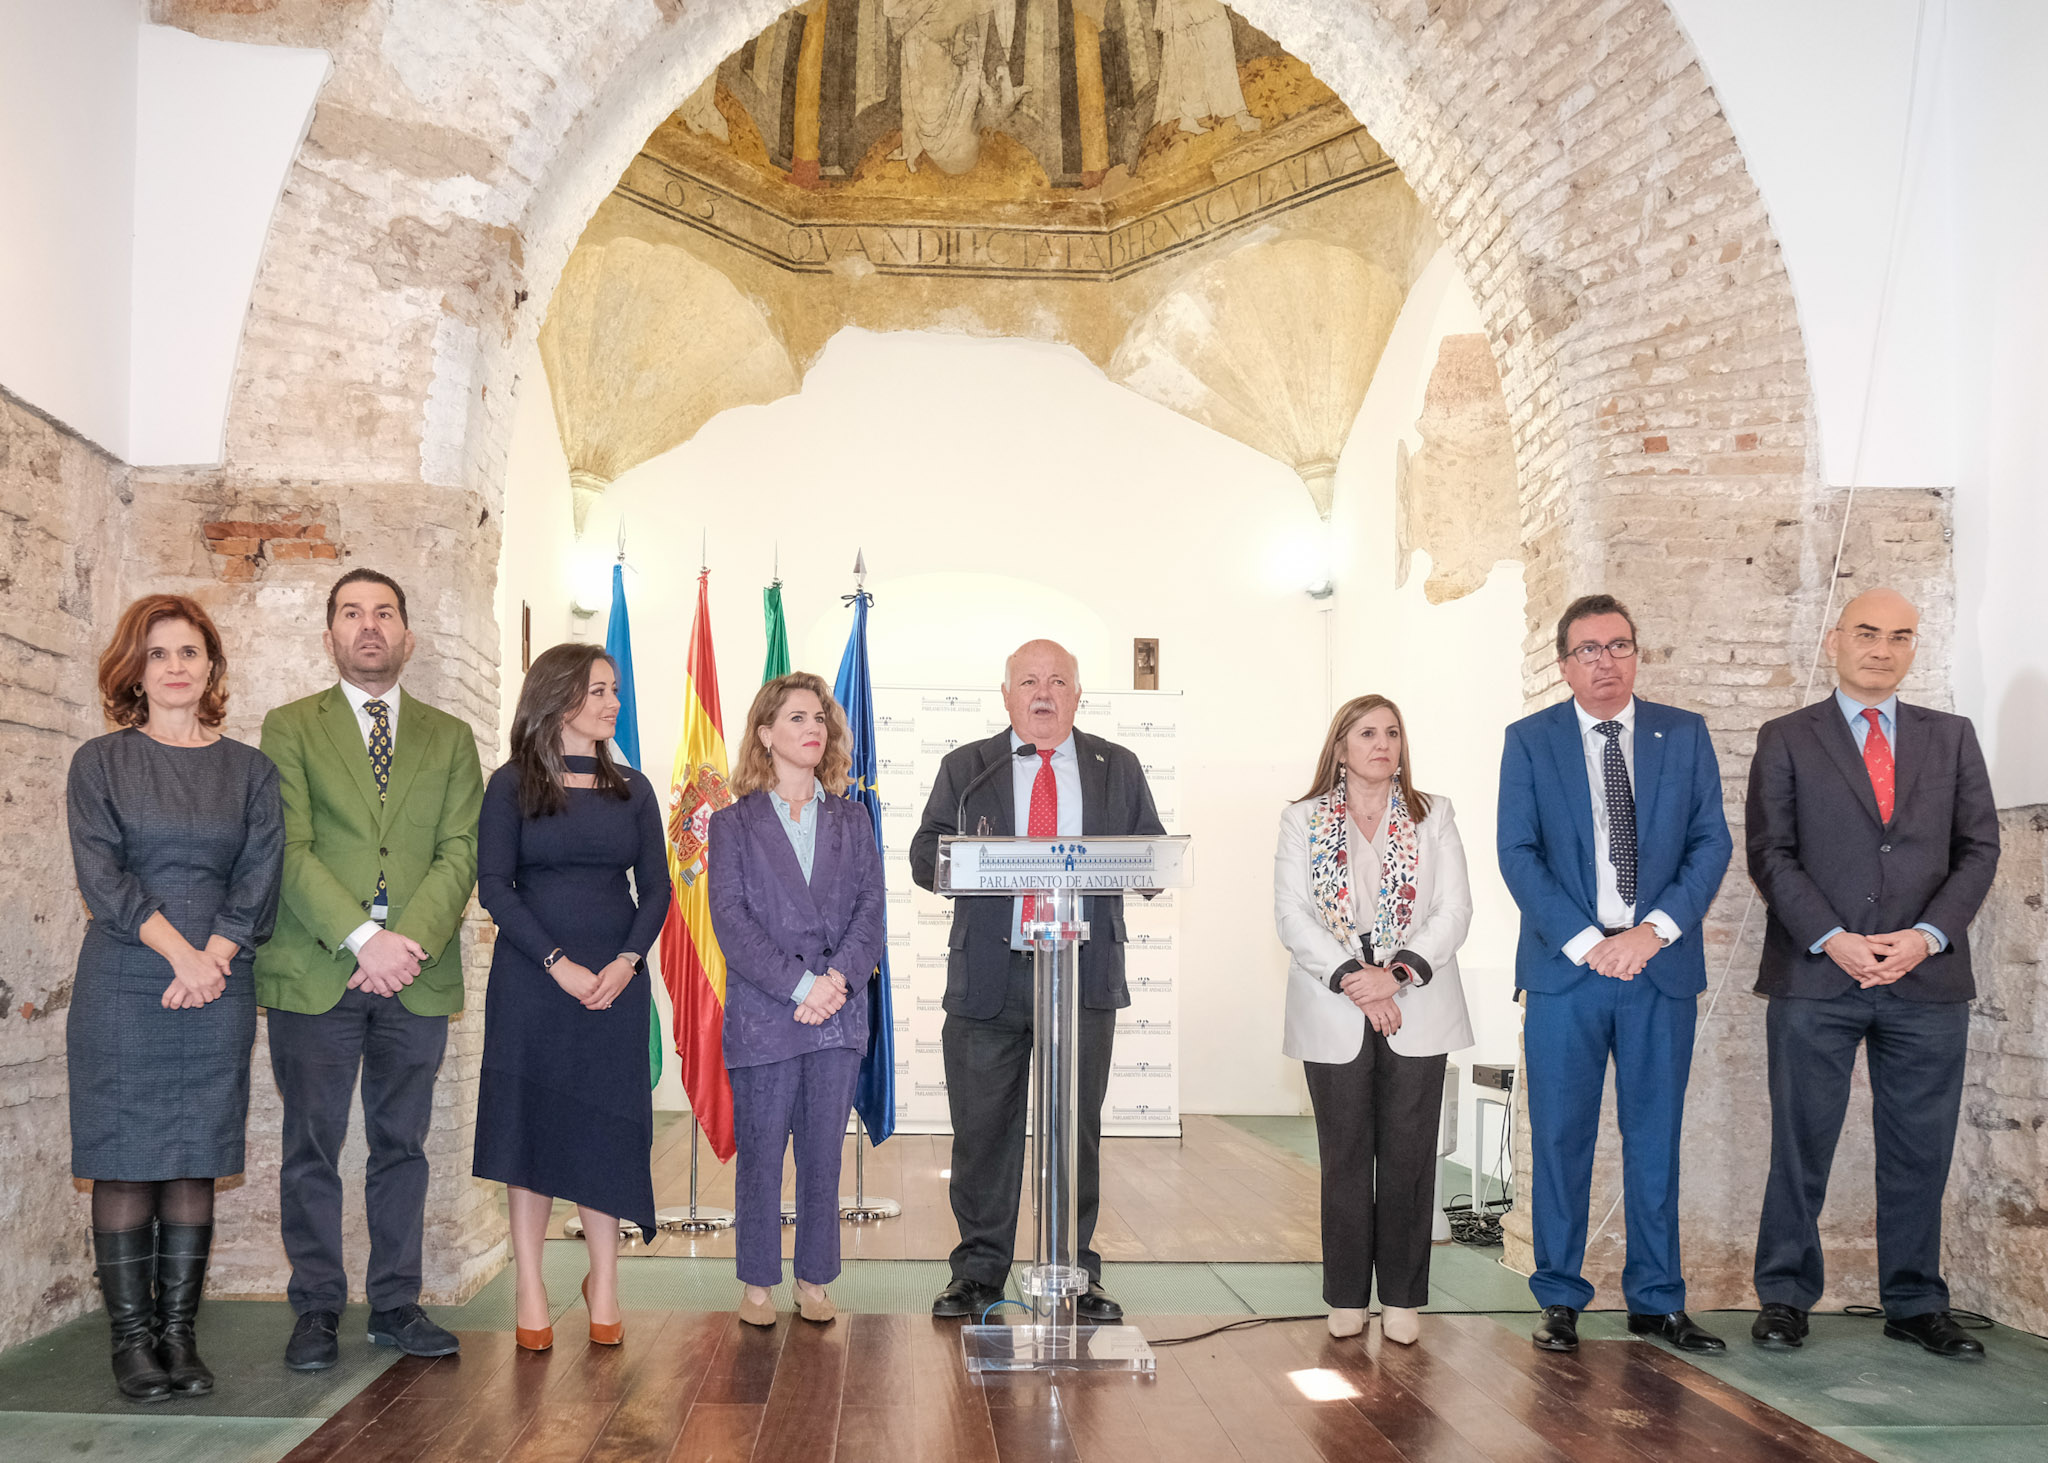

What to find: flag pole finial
left=853, top=548, right=866, bottom=592
left=773, top=542, right=780, bottom=587
left=616, top=517, right=628, bottom=564
left=700, top=529, right=708, bottom=575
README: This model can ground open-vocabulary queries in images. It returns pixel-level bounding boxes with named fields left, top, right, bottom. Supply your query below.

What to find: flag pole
left=660, top=1122, right=734, bottom=1233
left=839, top=546, right=900, bottom=1222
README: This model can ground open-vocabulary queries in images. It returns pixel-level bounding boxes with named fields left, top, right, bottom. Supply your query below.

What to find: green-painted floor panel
left=0, top=1410, right=320, bottom=1463
left=1209, top=1262, right=1326, bottom=1315
left=1216, top=1113, right=1320, bottom=1165
left=0, top=1303, right=402, bottom=1418
left=1824, top=1425, right=2048, bottom=1463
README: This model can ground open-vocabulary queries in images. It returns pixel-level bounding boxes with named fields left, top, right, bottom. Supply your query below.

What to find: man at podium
left=911, top=639, right=1165, bottom=1324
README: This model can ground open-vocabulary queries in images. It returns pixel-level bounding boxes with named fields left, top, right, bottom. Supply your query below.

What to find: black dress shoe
left=1751, top=1303, right=1809, bottom=1350
left=1532, top=1305, right=1580, bottom=1352
left=1884, top=1310, right=1986, bottom=1359
left=931, top=1277, right=1005, bottom=1320
left=284, top=1310, right=339, bottom=1371
left=1076, top=1283, right=1123, bottom=1323
left=1628, top=1310, right=1726, bottom=1353
left=367, top=1304, right=460, bottom=1357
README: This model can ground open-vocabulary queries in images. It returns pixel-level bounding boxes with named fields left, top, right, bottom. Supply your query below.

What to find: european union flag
left=834, top=590, right=895, bottom=1143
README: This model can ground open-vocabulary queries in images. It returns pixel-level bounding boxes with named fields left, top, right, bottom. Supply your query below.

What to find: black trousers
left=941, top=952, right=1115, bottom=1288
left=1755, top=987, right=1969, bottom=1318
left=1303, top=1030, right=1448, bottom=1310
left=267, top=987, right=449, bottom=1314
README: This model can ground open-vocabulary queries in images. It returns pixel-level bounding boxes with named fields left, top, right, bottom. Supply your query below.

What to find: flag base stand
left=657, top=1123, right=734, bottom=1233
left=658, top=1206, right=733, bottom=1233
left=961, top=1323, right=1154, bottom=1373
left=839, top=1196, right=902, bottom=1221
left=777, top=1201, right=798, bottom=1226
left=839, top=1117, right=900, bottom=1222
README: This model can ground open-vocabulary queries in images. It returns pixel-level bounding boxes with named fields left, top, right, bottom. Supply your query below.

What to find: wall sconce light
left=1305, top=578, right=1335, bottom=600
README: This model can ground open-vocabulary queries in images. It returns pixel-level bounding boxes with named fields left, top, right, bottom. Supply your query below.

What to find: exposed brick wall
left=0, top=389, right=128, bottom=1351
left=0, top=0, right=1974, bottom=1336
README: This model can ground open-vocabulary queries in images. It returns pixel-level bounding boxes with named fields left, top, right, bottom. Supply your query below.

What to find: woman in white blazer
left=1274, top=693, right=1474, bottom=1345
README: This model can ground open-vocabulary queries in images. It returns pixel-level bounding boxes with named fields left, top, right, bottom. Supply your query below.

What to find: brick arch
left=166, top=0, right=1842, bottom=1306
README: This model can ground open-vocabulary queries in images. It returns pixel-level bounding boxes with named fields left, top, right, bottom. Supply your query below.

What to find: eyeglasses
left=1565, top=639, right=1637, bottom=665
left=1845, top=629, right=1918, bottom=649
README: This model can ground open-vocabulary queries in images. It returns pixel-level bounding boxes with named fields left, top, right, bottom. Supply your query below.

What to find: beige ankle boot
left=1327, top=1307, right=1368, bottom=1338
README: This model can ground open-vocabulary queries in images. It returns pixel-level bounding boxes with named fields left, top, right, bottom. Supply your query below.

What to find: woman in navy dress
left=68, top=595, right=282, bottom=1402
left=473, top=643, right=670, bottom=1352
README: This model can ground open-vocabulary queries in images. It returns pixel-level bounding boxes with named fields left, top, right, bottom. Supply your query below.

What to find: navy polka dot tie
left=365, top=699, right=391, bottom=905
left=1596, top=720, right=1637, bottom=906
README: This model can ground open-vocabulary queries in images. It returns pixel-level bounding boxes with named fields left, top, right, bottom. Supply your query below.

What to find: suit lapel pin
left=1094, top=753, right=1105, bottom=762
left=1654, top=731, right=1664, bottom=738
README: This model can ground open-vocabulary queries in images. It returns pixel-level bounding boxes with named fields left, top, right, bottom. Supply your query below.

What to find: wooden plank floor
left=280, top=1312, right=1872, bottom=1463
left=628, top=1114, right=1324, bottom=1264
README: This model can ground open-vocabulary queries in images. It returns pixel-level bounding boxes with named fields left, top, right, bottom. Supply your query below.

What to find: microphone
left=957, top=742, right=1037, bottom=833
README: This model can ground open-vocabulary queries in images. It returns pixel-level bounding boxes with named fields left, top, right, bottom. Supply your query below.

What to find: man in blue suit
left=1498, top=594, right=1733, bottom=1354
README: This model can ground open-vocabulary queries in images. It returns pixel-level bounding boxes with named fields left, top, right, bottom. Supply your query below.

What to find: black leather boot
left=154, top=1222, right=215, bottom=1396
left=93, top=1225, right=170, bottom=1402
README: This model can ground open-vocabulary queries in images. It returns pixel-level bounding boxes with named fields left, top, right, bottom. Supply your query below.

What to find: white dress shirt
left=339, top=679, right=401, bottom=955
left=1562, top=697, right=1680, bottom=965
left=1009, top=730, right=1081, bottom=949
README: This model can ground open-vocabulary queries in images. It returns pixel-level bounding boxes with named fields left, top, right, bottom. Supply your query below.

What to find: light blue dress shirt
left=1810, top=689, right=1947, bottom=955
left=768, top=778, right=826, bottom=1001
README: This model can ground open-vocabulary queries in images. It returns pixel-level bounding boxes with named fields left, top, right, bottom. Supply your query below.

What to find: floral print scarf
left=1307, top=772, right=1421, bottom=960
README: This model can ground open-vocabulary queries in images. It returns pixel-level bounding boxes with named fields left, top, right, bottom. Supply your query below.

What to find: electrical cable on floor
left=1149, top=1315, right=1327, bottom=1346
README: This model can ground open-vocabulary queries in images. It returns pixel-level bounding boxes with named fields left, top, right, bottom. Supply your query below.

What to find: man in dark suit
left=1746, top=587, right=2000, bottom=1358
left=1498, top=594, right=1733, bottom=1354
left=909, top=639, right=1164, bottom=1323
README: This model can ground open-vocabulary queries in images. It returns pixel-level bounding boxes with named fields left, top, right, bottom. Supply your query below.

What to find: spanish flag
left=658, top=569, right=736, bottom=1160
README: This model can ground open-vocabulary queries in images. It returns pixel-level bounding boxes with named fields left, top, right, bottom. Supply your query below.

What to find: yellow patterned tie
left=365, top=699, right=391, bottom=907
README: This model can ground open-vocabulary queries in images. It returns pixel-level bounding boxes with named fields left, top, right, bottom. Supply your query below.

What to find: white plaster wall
left=1668, top=0, right=2048, bottom=802
left=1946, top=0, right=2048, bottom=807
left=130, top=26, right=329, bottom=466
left=0, top=0, right=138, bottom=453
left=497, top=325, right=1536, bottom=1126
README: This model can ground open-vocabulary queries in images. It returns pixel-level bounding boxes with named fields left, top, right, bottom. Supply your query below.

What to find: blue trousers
left=729, top=1047, right=862, bottom=1288
left=1524, top=977, right=1696, bottom=1314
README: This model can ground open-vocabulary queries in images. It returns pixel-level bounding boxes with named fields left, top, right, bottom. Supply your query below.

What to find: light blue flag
left=605, top=562, right=642, bottom=768
left=604, top=562, right=658, bottom=1088
left=834, top=590, right=896, bottom=1143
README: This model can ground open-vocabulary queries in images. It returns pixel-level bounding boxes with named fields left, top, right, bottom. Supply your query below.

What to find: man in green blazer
left=257, top=569, right=483, bottom=1371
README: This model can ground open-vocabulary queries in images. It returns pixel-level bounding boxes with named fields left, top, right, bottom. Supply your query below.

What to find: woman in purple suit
left=707, top=672, right=885, bottom=1327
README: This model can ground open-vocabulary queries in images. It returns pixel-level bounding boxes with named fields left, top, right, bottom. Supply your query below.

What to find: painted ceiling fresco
left=645, top=0, right=1362, bottom=218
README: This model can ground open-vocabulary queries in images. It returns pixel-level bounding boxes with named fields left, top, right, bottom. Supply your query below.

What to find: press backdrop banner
left=874, top=686, right=1183, bottom=1138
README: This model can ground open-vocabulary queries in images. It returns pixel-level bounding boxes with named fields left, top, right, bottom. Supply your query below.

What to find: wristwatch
left=1920, top=929, right=1941, bottom=959
left=542, top=947, right=564, bottom=971
left=616, top=951, right=643, bottom=972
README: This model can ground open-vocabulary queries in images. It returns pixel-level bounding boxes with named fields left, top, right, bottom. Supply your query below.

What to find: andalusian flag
left=658, top=569, right=736, bottom=1160
left=762, top=579, right=790, bottom=682
left=603, top=562, right=660, bottom=1089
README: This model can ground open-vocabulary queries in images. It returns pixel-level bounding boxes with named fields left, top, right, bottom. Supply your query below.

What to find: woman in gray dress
left=68, top=594, right=283, bottom=1402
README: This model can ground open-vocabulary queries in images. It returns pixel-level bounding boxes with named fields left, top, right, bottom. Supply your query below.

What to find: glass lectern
left=934, top=833, right=1193, bottom=1374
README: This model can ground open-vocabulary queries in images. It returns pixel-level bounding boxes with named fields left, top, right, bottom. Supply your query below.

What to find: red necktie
left=1862, top=708, right=1895, bottom=823
left=1026, top=749, right=1057, bottom=923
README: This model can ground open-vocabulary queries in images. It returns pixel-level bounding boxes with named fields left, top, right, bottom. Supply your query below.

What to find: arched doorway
left=129, top=0, right=1885, bottom=1315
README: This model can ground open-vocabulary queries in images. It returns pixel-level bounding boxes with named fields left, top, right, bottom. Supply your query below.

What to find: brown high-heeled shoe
left=515, top=1324, right=553, bottom=1352
left=583, top=1277, right=622, bottom=1346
